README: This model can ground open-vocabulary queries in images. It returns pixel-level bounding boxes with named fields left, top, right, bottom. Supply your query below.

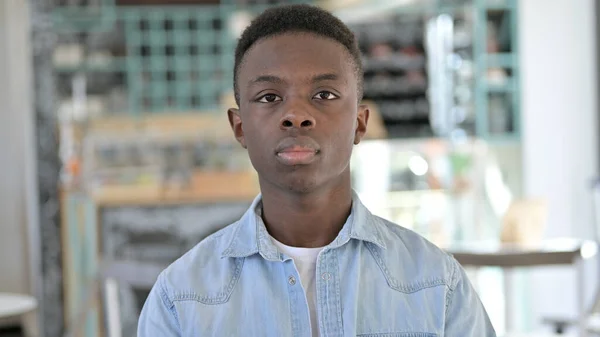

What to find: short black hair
left=233, top=4, right=363, bottom=105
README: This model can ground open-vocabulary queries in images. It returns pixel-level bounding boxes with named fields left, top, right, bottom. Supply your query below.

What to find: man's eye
left=313, top=91, right=338, bottom=100
left=257, top=94, right=282, bottom=103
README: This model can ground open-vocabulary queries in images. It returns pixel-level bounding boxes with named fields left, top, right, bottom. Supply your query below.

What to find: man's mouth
left=275, top=137, right=320, bottom=166
left=277, top=147, right=318, bottom=165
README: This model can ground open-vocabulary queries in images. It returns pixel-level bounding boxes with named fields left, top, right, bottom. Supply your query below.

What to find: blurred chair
left=63, top=259, right=165, bottom=337
left=100, top=259, right=165, bottom=337
left=543, top=179, right=600, bottom=336
left=584, top=179, right=600, bottom=336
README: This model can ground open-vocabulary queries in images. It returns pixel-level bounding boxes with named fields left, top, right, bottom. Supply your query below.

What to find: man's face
left=229, top=32, right=369, bottom=193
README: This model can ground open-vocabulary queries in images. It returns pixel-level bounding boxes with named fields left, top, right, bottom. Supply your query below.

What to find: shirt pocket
left=353, top=283, right=446, bottom=335
left=357, top=333, right=437, bottom=337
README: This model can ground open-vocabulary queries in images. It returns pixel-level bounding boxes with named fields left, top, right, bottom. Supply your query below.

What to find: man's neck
left=259, top=175, right=353, bottom=248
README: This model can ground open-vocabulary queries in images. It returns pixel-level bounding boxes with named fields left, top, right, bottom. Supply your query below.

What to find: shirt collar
left=221, top=191, right=386, bottom=260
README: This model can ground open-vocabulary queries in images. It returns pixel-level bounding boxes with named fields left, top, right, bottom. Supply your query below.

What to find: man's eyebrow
left=311, top=73, right=339, bottom=82
left=248, top=73, right=339, bottom=86
left=249, top=75, right=285, bottom=86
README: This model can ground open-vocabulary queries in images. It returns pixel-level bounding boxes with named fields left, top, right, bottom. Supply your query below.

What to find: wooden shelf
left=91, top=171, right=259, bottom=206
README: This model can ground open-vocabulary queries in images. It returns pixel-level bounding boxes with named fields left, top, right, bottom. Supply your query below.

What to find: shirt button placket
left=285, top=264, right=309, bottom=337
left=317, top=250, right=343, bottom=337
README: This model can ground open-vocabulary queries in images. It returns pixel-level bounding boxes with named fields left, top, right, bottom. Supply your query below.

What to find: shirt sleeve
left=444, top=257, right=497, bottom=336
left=138, top=273, right=181, bottom=337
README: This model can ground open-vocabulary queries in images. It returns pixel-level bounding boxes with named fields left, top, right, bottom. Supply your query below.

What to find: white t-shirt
left=271, top=237, right=324, bottom=337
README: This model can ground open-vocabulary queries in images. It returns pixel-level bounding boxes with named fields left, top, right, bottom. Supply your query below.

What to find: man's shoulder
left=369, top=215, right=460, bottom=291
left=158, top=221, right=243, bottom=299
left=168, top=220, right=240, bottom=271
left=373, top=215, right=449, bottom=258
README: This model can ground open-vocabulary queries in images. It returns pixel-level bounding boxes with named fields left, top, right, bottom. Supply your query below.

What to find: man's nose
left=279, top=100, right=316, bottom=131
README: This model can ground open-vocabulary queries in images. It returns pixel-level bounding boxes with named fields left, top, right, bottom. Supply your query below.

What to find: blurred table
left=0, top=293, right=37, bottom=319
left=446, top=239, right=598, bottom=337
left=0, top=293, right=37, bottom=337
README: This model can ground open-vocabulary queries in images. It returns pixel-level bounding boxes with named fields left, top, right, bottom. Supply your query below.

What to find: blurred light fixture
left=581, top=241, right=598, bottom=259
left=408, top=155, right=428, bottom=176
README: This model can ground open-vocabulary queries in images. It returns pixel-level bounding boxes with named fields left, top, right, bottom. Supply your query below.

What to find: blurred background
left=0, top=0, right=599, bottom=336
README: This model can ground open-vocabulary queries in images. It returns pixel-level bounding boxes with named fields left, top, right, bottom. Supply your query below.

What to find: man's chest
left=171, top=253, right=447, bottom=337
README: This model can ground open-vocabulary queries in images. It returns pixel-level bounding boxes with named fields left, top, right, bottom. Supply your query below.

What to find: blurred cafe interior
left=0, top=0, right=599, bottom=336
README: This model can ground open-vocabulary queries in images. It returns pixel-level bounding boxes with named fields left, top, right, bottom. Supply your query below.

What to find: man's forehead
left=240, top=36, right=353, bottom=81
left=243, top=33, right=351, bottom=66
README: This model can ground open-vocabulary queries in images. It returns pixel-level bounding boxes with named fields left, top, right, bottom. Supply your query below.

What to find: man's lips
left=277, top=147, right=317, bottom=165
left=275, top=137, right=320, bottom=166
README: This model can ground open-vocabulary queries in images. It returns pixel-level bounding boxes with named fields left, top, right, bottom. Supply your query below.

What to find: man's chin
left=283, top=179, right=320, bottom=194
left=257, top=170, right=327, bottom=195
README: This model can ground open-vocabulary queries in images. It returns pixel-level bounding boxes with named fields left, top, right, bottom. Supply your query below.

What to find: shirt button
left=288, top=276, right=296, bottom=285
left=321, top=272, right=332, bottom=281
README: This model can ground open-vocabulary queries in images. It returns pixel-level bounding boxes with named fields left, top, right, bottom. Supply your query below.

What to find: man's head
left=228, top=4, right=369, bottom=194
left=233, top=4, right=363, bottom=105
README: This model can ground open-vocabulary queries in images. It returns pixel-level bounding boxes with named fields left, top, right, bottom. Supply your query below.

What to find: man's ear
left=354, top=104, right=370, bottom=145
left=228, top=108, right=247, bottom=149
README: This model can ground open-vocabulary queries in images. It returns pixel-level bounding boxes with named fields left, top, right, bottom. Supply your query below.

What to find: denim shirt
left=138, top=193, right=496, bottom=337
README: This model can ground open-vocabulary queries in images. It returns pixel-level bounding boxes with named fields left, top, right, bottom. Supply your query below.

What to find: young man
left=138, top=4, right=495, bottom=336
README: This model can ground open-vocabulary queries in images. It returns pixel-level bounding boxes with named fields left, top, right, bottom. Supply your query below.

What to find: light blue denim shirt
left=138, top=193, right=496, bottom=336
